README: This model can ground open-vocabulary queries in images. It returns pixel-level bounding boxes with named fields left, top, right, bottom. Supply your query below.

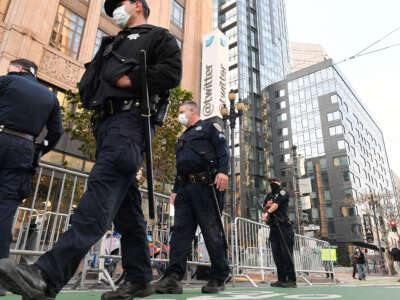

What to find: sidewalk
left=4, top=285, right=400, bottom=300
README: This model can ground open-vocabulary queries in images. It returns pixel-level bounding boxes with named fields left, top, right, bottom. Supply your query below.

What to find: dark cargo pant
left=36, top=110, right=153, bottom=293
left=0, top=134, right=34, bottom=259
left=166, top=184, right=229, bottom=281
left=269, top=223, right=296, bottom=283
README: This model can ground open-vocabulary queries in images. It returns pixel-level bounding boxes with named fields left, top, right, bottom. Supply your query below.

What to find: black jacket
left=353, top=252, right=365, bottom=264
left=0, top=72, right=63, bottom=152
left=83, top=24, right=182, bottom=108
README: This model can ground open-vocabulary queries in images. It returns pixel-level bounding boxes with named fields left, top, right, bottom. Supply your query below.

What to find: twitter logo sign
left=205, top=36, right=215, bottom=47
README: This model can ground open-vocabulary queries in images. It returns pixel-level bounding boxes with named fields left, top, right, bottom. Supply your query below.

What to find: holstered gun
left=32, top=140, right=48, bottom=173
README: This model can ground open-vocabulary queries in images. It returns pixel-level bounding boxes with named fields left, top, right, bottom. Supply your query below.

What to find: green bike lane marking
left=3, top=286, right=400, bottom=300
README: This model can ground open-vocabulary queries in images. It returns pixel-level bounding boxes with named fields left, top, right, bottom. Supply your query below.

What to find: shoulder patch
left=280, top=190, right=286, bottom=196
left=195, top=126, right=202, bottom=131
left=213, top=123, right=223, bottom=132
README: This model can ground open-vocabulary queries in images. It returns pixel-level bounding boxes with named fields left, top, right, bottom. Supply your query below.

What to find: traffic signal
left=390, top=220, right=397, bottom=232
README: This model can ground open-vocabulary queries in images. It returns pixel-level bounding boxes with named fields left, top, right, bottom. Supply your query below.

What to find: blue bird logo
left=205, top=36, right=215, bottom=47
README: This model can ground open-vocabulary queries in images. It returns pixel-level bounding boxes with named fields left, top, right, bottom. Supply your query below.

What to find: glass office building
left=268, top=59, right=395, bottom=263
left=214, top=0, right=291, bottom=220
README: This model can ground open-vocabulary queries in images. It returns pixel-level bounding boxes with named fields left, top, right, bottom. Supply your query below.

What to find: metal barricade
left=8, top=163, right=335, bottom=290
left=233, top=217, right=335, bottom=286
left=9, top=163, right=89, bottom=260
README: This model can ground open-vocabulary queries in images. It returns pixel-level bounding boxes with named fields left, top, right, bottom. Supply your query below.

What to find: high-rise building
left=290, top=42, right=329, bottom=72
left=267, top=59, right=395, bottom=264
left=214, top=0, right=291, bottom=220
left=0, top=0, right=212, bottom=171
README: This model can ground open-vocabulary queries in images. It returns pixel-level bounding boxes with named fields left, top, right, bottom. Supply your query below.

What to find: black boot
left=0, top=259, right=50, bottom=299
left=154, top=273, right=183, bottom=294
left=101, top=281, right=154, bottom=300
left=270, top=281, right=284, bottom=287
left=0, top=284, right=6, bottom=296
left=201, top=279, right=225, bottom=294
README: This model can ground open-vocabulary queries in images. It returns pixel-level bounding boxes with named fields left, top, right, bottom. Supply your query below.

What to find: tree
left=61, top=87, right=193, bottom=193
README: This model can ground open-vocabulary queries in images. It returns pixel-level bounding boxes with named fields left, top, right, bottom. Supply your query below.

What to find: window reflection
left=50, top=5, right=85, bottom=59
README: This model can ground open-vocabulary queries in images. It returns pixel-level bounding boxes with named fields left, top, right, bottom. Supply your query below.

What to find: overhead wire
left=335, top=25, right=400, bottom=65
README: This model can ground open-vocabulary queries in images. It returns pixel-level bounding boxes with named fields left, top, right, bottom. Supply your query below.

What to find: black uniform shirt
left=173, top=120, right=229, bottom=191
left=91, top=24, right=182, bottom=105
left=264, top=188, right=289, bottom=219
left=0, top=72, right=63, bottom=151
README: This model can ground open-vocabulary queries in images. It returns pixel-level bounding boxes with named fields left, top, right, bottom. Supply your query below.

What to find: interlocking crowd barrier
left=9, top=163, right=335, bottom=290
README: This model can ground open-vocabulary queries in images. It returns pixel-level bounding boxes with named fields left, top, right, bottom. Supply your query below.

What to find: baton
left=139, top=50, right=155, bottom=220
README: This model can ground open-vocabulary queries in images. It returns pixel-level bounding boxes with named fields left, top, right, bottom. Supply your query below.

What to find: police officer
left=0, top=1, right=181, bottom=299
left=0, top=58, right=63, bottom=296
left=262, top=178, right=297, bottom=288
left=154, top=101, right=230, bottom=294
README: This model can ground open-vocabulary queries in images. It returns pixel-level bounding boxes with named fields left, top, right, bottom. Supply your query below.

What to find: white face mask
left=113, top=5, right=131, bottom=29
left=178, top=113, right=189, bottom=126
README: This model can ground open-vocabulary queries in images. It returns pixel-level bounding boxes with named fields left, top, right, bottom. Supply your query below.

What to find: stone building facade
left=0, top=0, right=212, bottom=171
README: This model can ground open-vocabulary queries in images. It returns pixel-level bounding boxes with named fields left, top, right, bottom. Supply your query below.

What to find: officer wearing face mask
left=0, top=58, right=63, bottom=297
left=154, top=101, right=230, bottom=295
left=0, top=1, right=181, bottom=300
left=262, top=178, right=297, bottom=288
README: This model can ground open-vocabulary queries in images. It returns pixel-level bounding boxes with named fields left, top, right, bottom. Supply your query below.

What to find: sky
left=285, top=0, right=400, bottom=176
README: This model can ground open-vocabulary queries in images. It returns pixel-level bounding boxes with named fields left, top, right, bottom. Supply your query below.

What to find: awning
left=352, top=241, right=386, bottom=252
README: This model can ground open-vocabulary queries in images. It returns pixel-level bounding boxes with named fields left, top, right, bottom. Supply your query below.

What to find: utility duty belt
left=0, top=125, right=34, bottom=142
left=177, top=171, right=213, bottom=185
left=267, top=213, right=292, bottom=227
left=95, top=98, right=140, bottom=119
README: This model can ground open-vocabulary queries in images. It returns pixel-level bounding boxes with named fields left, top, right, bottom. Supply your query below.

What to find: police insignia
left=280, top=190, right=286, bottom=196
left=213, top=123, right=223, bottom=132
left=196, top=126, right=202, bottom=131
left=127, top=33, right=140, bottom=40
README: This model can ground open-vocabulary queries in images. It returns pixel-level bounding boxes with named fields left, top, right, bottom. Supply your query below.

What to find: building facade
left=290, top=42, right=328, bottom=72
left=214, top=0, right=291, bottom=220
left=0, top=0, right=212, bottom=171
left=267, top=59, right=395, bottom=264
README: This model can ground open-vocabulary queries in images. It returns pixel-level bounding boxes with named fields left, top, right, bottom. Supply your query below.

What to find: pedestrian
left=154, top=101, right=230, bottom=294
left=353, top=248, right=366, bottom=280
left=351, top=254, right=358, bottom=279
left=0, top=58, right=63, bottom=297
left=262, top=178, right=297, bottom=288
left=0, top=1, right=181, bottom=299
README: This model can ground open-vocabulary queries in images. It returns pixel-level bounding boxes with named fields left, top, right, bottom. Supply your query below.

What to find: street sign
left=363, top=214, right=374, bottom=243
left=301, top=196, right=311, bottom=210
left=200, top=30, right=229, bottom=120
left=299, top=178, right=312, bottom=194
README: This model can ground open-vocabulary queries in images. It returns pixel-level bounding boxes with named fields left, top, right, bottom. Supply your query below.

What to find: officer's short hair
left=181, top=101, right=199, bottom=115
left=10, top=58, right=38, bottom=77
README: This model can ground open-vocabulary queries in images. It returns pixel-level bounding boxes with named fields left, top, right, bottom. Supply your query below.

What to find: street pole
left=221, top=91, right=244, bottom=284
left=292, top=145, right=301, bottom=234
left=370, top=192, right=386, bottom=274
left=221, top=91, right=244, bottom=220
left=230, top=102, right=236, bottom=220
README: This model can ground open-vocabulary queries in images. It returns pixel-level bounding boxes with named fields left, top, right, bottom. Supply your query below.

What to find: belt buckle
left=122, top=99, right=133, bottom=111
left=0, top=125, right=4, bottom=132
left=189, top=175, right=196, bottom=184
